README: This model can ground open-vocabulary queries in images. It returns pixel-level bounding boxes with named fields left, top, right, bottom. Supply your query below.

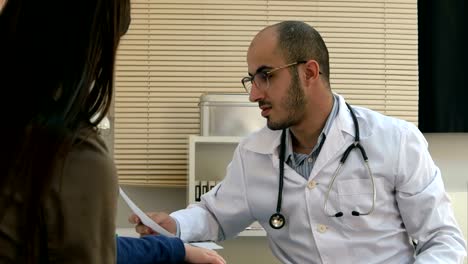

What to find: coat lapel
left=310, top=94, right=355, bottom=179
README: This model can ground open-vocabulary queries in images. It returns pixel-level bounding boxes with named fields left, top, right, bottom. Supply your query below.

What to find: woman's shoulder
left=73, top=129, right=111, bottom=159
left=54, top=128, right=117, bottom=192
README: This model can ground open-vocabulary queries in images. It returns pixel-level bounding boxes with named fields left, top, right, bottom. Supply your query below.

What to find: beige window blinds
left=114, top=0, right=418, bottom=187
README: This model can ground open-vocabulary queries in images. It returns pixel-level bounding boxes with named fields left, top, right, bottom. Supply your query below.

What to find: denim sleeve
left=116, top=235, right=185, bottom=264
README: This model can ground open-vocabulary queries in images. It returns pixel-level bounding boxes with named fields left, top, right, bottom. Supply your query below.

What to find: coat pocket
left=336, top=177, right=389, bottom=230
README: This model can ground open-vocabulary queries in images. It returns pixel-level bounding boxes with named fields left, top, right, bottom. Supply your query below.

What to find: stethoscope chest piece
left=269, top=213, right=286, bottom=229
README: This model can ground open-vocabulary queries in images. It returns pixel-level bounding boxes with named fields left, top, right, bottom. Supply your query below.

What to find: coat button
left=317, top=224, right=328, bottom=233
left=307, top=180, right=317, bottom=189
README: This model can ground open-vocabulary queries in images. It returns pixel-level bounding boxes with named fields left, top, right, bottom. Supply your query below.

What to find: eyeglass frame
left=241, top=60, right=322, bottom=94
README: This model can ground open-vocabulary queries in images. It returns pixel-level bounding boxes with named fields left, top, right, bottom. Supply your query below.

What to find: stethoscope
left=269, top=103, right=376, bottom=229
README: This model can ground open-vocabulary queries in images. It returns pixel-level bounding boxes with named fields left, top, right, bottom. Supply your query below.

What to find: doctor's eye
left=260, top=71, right=271, bottom=80
left=253, top=72, right=270, bottom=84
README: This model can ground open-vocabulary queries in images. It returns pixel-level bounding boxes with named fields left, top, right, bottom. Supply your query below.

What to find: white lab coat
left=171, top=94, right=467, bottom=264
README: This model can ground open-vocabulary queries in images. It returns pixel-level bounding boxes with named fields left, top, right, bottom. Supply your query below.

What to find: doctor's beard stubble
left=262, top=69, right=306, bottom=130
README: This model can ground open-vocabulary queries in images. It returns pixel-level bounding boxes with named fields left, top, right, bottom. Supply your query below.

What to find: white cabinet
left=187, top=135, right=266, bottom=236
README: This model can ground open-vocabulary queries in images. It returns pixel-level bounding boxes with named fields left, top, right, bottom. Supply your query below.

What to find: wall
left=115, top=134, right=468, bottom=263
left=424, top=133, right=467, bottom=248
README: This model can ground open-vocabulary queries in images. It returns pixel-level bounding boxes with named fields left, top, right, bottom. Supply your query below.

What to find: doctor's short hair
left=273, top=21, right=330, bottom=84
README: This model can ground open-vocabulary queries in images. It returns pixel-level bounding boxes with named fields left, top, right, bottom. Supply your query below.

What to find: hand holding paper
left=119, top=187, right=175, bottom=237
left=119, top=187, right=223, bottom=250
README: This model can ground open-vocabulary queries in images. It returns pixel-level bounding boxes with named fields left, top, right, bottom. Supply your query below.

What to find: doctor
left=131, top=21, right=467, bottom=263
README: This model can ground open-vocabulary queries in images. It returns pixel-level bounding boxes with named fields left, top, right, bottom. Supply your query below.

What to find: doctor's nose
left=249, top=82, right=265, bottom=103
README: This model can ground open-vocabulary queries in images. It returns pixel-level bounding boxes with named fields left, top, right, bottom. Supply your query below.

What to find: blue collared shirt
left=284, top=94, right=339, bottom=180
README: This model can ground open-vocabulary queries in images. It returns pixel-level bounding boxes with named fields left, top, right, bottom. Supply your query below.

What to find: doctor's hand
left=184, top=244, right=226, bottom=264
left=128, top=212, right=177, bottom=236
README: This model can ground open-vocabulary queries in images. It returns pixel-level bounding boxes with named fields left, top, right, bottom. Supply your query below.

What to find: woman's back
left=0, top=131, right=118, bottom=263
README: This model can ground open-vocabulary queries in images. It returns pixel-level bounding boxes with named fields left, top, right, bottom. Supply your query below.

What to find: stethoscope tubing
left=269, top=103, right=376, bottom=229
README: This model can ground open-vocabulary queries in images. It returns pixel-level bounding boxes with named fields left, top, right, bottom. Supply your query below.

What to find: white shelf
left=188, top=135, right=266, bottom=237
left=188, top=135, right=242, bottom=205
left=190, top=135, right=244, bottom=144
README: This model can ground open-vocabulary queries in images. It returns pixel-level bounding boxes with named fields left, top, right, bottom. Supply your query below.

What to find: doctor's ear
left=304, top=60, right=321, bottom=80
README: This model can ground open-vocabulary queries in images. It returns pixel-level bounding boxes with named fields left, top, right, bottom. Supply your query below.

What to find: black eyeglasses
left=241, top=61, right=307, bottom=95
